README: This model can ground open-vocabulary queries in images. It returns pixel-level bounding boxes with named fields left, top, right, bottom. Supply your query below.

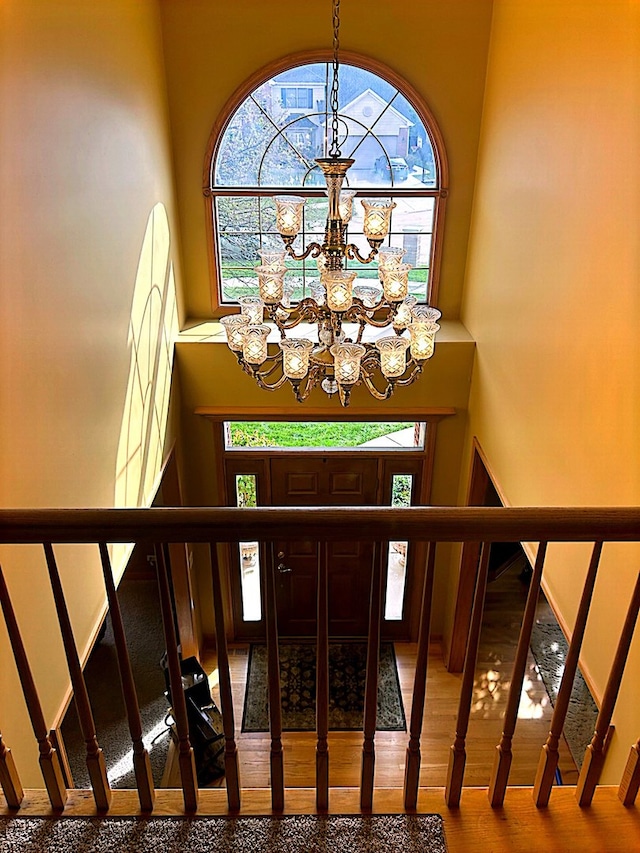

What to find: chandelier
left=220, top=0, right=441, bottom=407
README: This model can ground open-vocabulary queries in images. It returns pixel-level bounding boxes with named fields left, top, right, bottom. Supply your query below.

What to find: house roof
left=273, top=65, right=327, bottom=84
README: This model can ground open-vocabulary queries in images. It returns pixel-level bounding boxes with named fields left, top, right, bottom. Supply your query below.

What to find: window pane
left=211, top=61, right=443, bottom=305
left=385, top=473, right=413, bottom=621
left=225, top=422, right=422, bottom=449
left=392, top=91, right=437, bottom=187
left=236, top=474, right=261, bottom=621
left=215, top=98, right=275, bottom=187
left=214, top=62, right=439, bottom=192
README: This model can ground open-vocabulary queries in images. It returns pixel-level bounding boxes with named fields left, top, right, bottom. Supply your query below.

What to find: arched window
left=204, top=52, right=448, bottom=312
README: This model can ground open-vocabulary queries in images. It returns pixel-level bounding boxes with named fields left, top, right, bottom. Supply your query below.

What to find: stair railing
left=0, top=506, right=638, bottom=814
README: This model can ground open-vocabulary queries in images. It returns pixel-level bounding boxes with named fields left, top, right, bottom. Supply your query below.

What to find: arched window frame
left=203, top=50, right=449, bottom=315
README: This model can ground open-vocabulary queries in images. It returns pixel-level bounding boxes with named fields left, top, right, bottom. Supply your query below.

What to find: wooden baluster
left=0, top=561, right=67, bottom=809
left=488, top=542, right=548, bottom=807
left=445, top=541, right=490, bottom=808
left=533, top=541, right=602, bottom=807
left=98, top=544, right=154, bottom=811
left=155, top=544, right=198, bottom=812
left=263, top=544, right=284, bottom=811
left=576, top=569, right=640, bottom=806
left=403, top=541, right=436, bottom=810
left=619, top=737, right=640, bottom=806
left=48, top=728, right=73, bottom=788
left=0, top=730, right=23, bottom=809
left=43, top=543, right=111, bottom=811
left=316, top=542, right=329, bottom=811
left=361, top=543, right=382, bottom=810
left=209, top=542, right=241, bottom=811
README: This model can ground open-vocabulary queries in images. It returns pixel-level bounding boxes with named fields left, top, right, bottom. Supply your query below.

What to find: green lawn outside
left=229, top=421, right=414, bottom=448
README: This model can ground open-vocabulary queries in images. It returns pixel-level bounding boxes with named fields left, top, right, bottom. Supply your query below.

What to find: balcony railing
left=0, top=506, right=638, bottom=816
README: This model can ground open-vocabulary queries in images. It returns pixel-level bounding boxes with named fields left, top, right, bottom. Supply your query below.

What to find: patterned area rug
left=530, top=620, right=599, bottom=769
left=242, top=643, right=406, bottom=732
left=0, top=814, right=446, bottom=852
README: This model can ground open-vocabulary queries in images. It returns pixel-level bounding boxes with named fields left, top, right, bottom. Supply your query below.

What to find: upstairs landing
left=3, top=787, right=638, bottom=853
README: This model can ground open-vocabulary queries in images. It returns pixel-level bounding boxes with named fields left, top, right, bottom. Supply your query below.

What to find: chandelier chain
left=329, top=0, right=341, bottom=158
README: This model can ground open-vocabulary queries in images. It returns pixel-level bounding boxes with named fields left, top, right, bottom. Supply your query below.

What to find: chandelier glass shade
left=219, top=0, right=441, bottom=406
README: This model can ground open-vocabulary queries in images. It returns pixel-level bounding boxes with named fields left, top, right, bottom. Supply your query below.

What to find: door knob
left=277, top=561, right=292, bottom=573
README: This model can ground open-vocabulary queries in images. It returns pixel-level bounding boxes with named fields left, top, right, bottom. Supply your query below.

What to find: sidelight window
left=385, top=473, right=413, bottom=620
left=235, top=473, right=261, bottom=621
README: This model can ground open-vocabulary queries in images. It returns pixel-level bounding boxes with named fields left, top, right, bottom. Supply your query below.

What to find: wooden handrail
left=2, top=506, right=640, bottom=543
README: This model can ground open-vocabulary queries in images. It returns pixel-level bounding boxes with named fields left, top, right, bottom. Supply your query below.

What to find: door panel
left=271, top=456, right=378, bottom=505
left=273, top=540, right=319, bottom=636
left=272, top=455, right=378, bottom=637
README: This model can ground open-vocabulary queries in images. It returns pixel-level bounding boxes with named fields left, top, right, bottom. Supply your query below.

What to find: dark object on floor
left=242, top=642, right=406, bottom=732
left=530, top=620, right=599, bottom=769
left=60, top=579, right=170, bottom=790
left=0, top=814, right=447, bottom=853
left=161, top=654, right=225, bottom=785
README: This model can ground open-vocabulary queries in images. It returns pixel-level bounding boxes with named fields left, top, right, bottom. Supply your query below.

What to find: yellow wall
left=158, top=0, right=494, bottom=322
left=0, top=0, right=182, bottom=784
left=460, top=0, right=640, bottom=781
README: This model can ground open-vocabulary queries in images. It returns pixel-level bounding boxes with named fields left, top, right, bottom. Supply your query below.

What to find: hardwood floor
left=4, top=570, right=630, bottom=853
left=165, top=566, right=578, bottom=790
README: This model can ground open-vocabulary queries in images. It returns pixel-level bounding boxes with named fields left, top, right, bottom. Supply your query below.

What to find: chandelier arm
left=268, top=299, right=324, bottom=332
left=388, top=360, right=425, bottom=387
left=282, top=241, right=323, bottom=262
left=237, top=352, right=288, bottom=388
left=348, top=308, right=398, bottom=329
left=254, top=372, right=290, bottom=392
left=345, top=243, right=379, bottom=265
left=291, top=363, right=326, bottom=403
left=360, top=369, right=396, bottom=401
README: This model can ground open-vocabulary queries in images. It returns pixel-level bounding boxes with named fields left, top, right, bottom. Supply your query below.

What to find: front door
left=224, top=448, right=425, bottom=642
left=270, top=455, right=378, bottom=636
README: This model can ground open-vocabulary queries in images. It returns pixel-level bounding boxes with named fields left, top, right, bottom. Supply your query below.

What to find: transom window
left=205, top=55, right=448, bottom=310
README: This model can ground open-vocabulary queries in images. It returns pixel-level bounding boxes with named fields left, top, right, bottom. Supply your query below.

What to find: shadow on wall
left=112, top=203, right=179, bottom=574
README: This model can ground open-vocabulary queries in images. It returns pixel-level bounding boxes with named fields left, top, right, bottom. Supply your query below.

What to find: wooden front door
left=270, top=455, right=379, bottom=637
left=224, top=448, right=426, bottom=642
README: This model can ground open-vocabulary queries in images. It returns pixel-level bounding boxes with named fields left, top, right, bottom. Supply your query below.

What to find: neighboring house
left=327, top=87, right=414, bottom=170
left=268, top=65, right=327, bottom=121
